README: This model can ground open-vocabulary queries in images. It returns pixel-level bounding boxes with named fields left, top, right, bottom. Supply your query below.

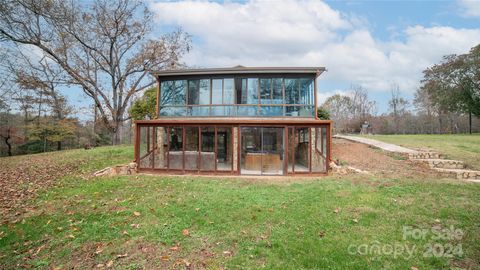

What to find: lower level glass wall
left=137, top=124, right=328, bottom=175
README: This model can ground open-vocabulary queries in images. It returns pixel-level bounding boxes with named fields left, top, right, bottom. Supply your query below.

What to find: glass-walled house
left=134, top=66, right=332, bottom=176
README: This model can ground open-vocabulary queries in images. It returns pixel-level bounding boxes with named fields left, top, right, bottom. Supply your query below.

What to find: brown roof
left=150, top=66, right=326, bottom=77
left=135, top=118, right=332, bottom=125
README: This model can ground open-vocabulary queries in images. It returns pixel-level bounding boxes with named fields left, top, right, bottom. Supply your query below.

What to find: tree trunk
left=469, top=111, right=472, bottom=134
left=57, top=141, right=62, bottom=151
left=3, top=133, right=12, bottom=156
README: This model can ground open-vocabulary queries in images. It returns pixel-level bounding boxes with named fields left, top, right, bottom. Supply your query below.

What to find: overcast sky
left=148, top=0, right=480, bottom=112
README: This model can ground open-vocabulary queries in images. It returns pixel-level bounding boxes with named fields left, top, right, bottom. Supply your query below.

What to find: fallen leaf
left=411, top=267, right=419, bottom=270
left=352, top=218, right=358, bottom=223
left=122, top=230, right=129, bottom=236
left=434, top=219, right=440, bottom=223
left=133, top=211, right=141, bottom=217
left=182, top=229, right=190, bottom=236
left=223, top=251, right=232, bottom=256
left=106, top=260, right=113, bottom=268
left=96, top=263, right=104, bottom=268
left=94, top=248, right=103, bottom=255
left=130, top=224, right=140, bottom=229
left=161, top=255, right=170, bottom=261
left=170, top=246, right=179, bottom=251
left=67, top=234, right=75, bottom=239
left=318, top=231, right=326, bottom=238
left=195, top=208, right=200, bottom=212
left=334, top=208, right=339, bottom=214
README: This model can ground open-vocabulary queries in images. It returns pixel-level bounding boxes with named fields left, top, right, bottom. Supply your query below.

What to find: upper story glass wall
left=159, top=75, right=315, bottom=117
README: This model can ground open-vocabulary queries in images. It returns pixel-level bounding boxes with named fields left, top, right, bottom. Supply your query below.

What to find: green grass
left=358, top=134, right=480, bottom=170
left=1, top=145, right=479, bottom=269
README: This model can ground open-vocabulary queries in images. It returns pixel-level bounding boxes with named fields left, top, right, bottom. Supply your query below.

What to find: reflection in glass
left=260, top=106, right=283, bottom=116
left=187, top=80, right=199, bottom=105
left=237, top=106, right=258, bottom=116
left=260, top=78, right=271, bottom=104
left=212, top=79, right=222, bottom=104
left=300, top=78, right=314, bottom=105
left=161, top=80, right=186, bottom=106
left=160, top=107, right=187, bottom=116
left=285, top=78, right=299, bottom=105
left=199, top=79, right=210, bottom=105
left=223, top=78, right=234, bottom=104
left=247, top=78, right=258, bottom=104
left=272, top=78, right=283, bottom=104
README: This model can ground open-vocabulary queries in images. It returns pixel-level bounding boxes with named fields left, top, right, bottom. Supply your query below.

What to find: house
left=134, top=66, right=331, bottom=176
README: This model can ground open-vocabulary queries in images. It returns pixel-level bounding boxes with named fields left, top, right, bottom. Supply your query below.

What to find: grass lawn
left=1, top=146, right=479, bottom=269
left=358, top=134, right=480, bottom=170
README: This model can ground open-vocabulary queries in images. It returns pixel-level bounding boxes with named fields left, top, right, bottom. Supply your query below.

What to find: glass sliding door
left=217, top=127, right=232, bottom=171
left=261, top=128, right=284, bottom=175
left=200, top=127, right=215, bottom=171
left=184, top=127, right=199, bottom=171
left=168, top=127, right=183, bottom=170
left=240, top=127, right=261, bottom=175
left=240, top=127, right=284, bottom=175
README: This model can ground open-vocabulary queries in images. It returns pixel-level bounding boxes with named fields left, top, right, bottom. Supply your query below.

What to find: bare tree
left=0, top=0, right=191, bottom=144
left=389, top=83, right=409, bottom=134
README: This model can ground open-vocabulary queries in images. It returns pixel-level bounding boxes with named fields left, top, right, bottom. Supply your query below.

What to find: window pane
left=247, top=78, right=258, bottom=104
left=272, top=78, right=283, bottom=104
left=300, top=78, right=314, bottom=105
left=212, top=79, right=222, bottom=104
left=211, top=106, right=224, bottom=116
left=223, top=78, right=234, bottom=104
left=237, top=106, right=258, bottom=116
left=260, top=106, right=283, bottom=116
left=285, top=106, right=299, bottom=116
left=185, top=127, right=199, bottom=170
left=299, top=106, right=314, bottom=117
left=235, top=78, right=247, bottom=104
left=260, top=78, right=271, bottom=104
left=187, top=106, right=210, bottom=116
left=168, top=127, right=183, bottom=170
left=161, top=80, right=186, bottom=106
left=187, top=80, right=199, bottom=105
left=160, top=106, right=187, bottom=117
left=285, top=79, right=299, bottom=104
left=200, top=127, right=215, bottom=171
left=199, top=79, right=210, bottom=105
left=154, top=127, right=168, bottom=169
left=217, top=127, right=232, bottom=171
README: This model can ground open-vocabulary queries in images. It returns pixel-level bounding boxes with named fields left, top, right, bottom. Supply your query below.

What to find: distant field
left=0, top=144, right=479, bottom=269
left=358, top=134, right=480, bottom=170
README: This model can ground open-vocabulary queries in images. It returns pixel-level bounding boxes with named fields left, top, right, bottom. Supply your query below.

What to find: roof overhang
left=135, top=118, right=332, bottom=125
left=150, top=66, right=326, bottom=78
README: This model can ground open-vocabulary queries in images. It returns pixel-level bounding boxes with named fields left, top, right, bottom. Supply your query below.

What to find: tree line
left=322, top=44, right=480, bottom=134
left=0, top=0, right=191, bottom=156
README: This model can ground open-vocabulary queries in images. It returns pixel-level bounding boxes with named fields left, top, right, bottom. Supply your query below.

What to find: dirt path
left=335, top=135, right=419, bottom=154
left=332, top=138, right=435, bottom=179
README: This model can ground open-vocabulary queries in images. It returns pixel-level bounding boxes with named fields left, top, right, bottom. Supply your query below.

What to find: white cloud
left=457, top=0, right=480, bottom=17
left=150, top=0, right=480, bottom=96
